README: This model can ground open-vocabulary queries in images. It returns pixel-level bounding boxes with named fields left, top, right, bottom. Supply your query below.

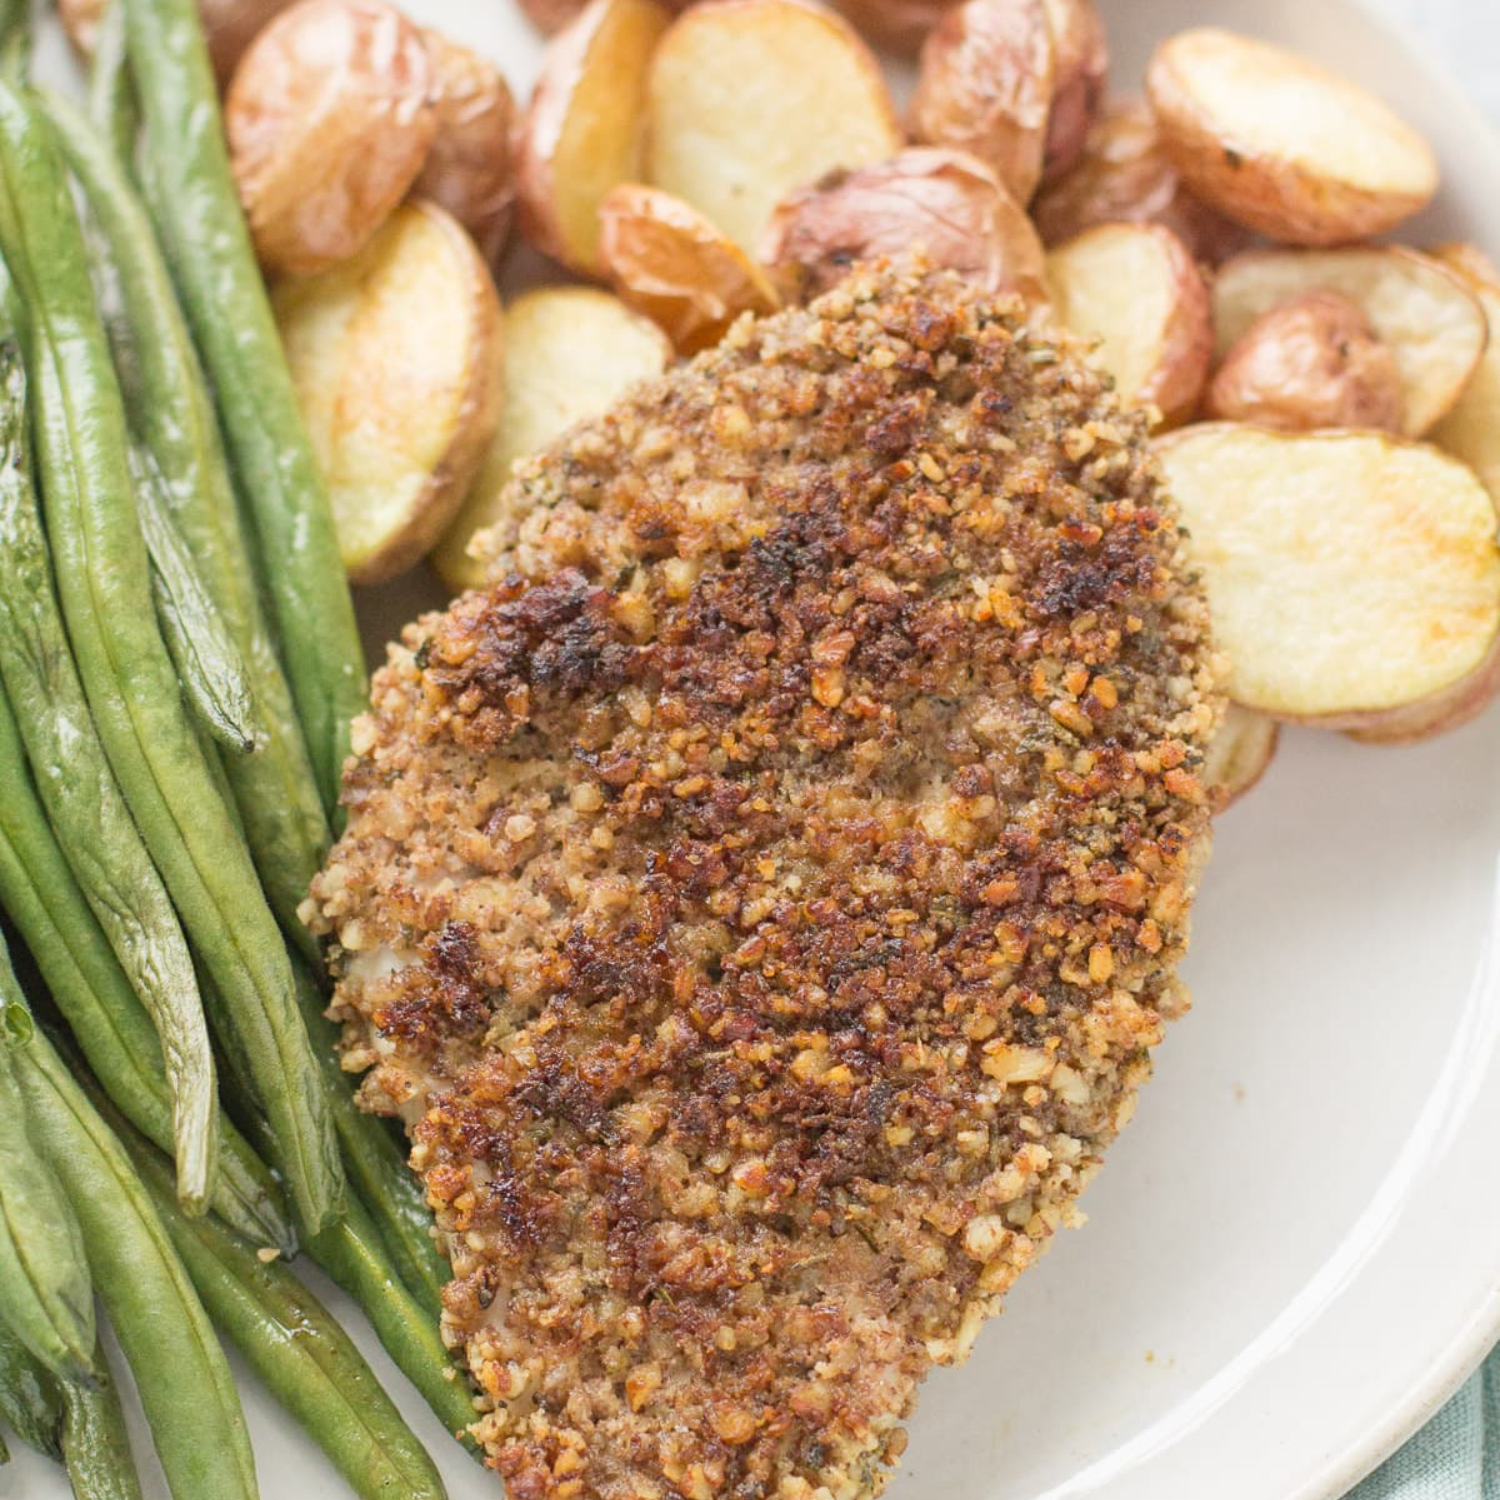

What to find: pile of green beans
left=0, top=339, right=219, bottom=1212
left=0, top=3, right=482, bottom=1494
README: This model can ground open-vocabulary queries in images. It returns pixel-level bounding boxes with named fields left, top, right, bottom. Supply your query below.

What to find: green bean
left=13, top=1022, right=258, bottom=1500
left=0, top=1318, right=64, bottom=1461
left=122, top=1125, right=448, bottom=1500
left=0, top=340, right=219, bottom=1213
left=296, top=962, right=448, bottom=1318
left=121, top=0, right=366, bottom=820
left=0, top=989, right=96, bottom=1382
left=0, top=80, right=343, bottom=1234
left=87, top=1, right=135, bottom=165
left=0, top=1320, right=143, bottom=1499
left=57, top=1339, right=144, bottom=1500
left=44, top=88, right=330, bottom=961
left=130, top=442, right=263, bottom=755
left=0, top=677, right=294, bottom=1253
left=232, top=1084, right=477, bottom=1447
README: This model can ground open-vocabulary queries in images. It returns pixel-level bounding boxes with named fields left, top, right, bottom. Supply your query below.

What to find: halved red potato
left=1431, top=245, right=1500, bottom=507
left=433, top=288, right=671, bottom=592
left=1158, top=424, right=1500, bottom=738
left=1030, top=99, right=1248, bottom=264
left=1046, top=222, right=1211, bottom=426
left=1212, top=247, right=1489, bottom=439
left=225, top=0, right=436, bottom=278
left=1203, top=705, right=1278, bottom=812
left=1040, top=0, right=1107, bottom=183
left=274, top=200, right=504, bottom=586
left=414, top=30, right=518, bottom=267
left=647, top=0, right=903, bottom=254
left=516, top=0, right=671, bottom=276
left=598, top=184, right=780, bottom=353
left=1146, top=28, right=1439, bottom=246
left=1205, top=291, right=1404, bottom=433
left=760, top=147, right=1048, bottom=305
left=907, top=0, right=1055, bottom=206
left=62, top=0, right=296, bottom=82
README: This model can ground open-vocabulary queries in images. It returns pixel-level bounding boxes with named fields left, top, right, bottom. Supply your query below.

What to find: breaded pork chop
left=308, top=264, right=1222, bottom=1500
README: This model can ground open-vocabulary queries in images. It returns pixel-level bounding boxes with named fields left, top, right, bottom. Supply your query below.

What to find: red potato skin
left=414, top=31, right=518, bottom=267
left=598, top=184, right=779, bottom=353
left=907, top=0, right=1055, bottom=206
left=831, top=0, right=959, bottom=54
left=226, top=0, right=437, bottom=278
left=1040, top=0, right=1107, bottom=184
left=1205, top=291, right=1404, bottom=433
left=759, top=148, right=1048, bottom=305
left=1031, top=100, right=1250, bottom=265
left=1339, top=628, right=1500, bottom=744
left=1135, top=224, right=1212, bottom=426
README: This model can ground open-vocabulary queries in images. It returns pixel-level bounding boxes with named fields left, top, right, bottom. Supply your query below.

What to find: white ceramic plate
left=12, top=2, right=1500, bottom=1498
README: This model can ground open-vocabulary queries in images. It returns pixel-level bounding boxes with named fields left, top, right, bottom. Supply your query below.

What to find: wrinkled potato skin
left=414, top=31, right=518, bottom=266
left=1031, top=100, right=1248, bottom=263
left=1206, top=291, right=1405, bottom=433
left=62, top=0, right=297, bottom=81
left=760, top=147, right=1048, bottom=305
left=227, top=0, right=436, bottom=279
left=1040, top=0, right=1107, bottom=183
left=598, top=184, right=780, bottom=353
left=831, top=0, right=957, bottom=55
left=907, top=0, right=1055, bottom=206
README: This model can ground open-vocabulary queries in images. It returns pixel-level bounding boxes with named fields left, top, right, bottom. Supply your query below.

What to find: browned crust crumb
left=308, top=262, right=1223, bottom=1500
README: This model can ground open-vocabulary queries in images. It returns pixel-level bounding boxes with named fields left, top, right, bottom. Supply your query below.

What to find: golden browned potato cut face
left=309, top=265, right=1221, bottom=1500
left=274, top=200, right=504, bottom=586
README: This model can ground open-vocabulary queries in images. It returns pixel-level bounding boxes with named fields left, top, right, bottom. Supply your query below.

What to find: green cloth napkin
left=1350, top=1355, right=1500, bottom=1497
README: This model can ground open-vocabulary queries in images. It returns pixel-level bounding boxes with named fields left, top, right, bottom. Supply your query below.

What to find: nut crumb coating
left=308, top=264, right=1223, bottom=1500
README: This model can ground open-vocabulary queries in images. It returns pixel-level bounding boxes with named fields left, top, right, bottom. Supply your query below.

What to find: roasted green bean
left=124, top=1125, right=448, bottom=1500
left=13, top=1022, right=258, bottom=1500
left=58, top=1338, right=145, bottom=1500
left=295, top=961, right=448, bottom=1318
left=0, top=338, right=218, bottom=1213
left=121, top=0, right=367, bottom=819
left=0, top=939, right=96, bottom=1384
left=0, top=676, right=293, bottom=1252
left=0, top=1318, right=63, bottom=1462
left=44, top=90, right=331, bottom=958
left=129, top=442, right=263, bottom=756
left=0, top=78, right=342, bottom=1233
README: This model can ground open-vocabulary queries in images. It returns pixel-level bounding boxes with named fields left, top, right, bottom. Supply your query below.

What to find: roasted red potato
left=275, top=200, right=505, bottom=585
left=760, top=147, right=1048, bottom=305
left=1040, top=0, right=1107, bottom=183
left=1031, top=99, right=1248, bottom=263
left=1205, top=292, right=1404, bottom=433
left=598, top=184, right=780, bottom=353
left=1160, top=424, right=1500, bottom=739
left=907, top=0, right=1055, bottom=206
left=226, top=0, right=436, bottom=278
left=516, top=0, right=671, bottom=276
left=414, top=30, right=518, bottom=267
left=1046, top=221, right=1211, bottom=426
left=1212, top=247, right=1489, bottom=438
left=1146, top=28, right=1439, bottom=245
left=61, top=0, right=296, bottom=82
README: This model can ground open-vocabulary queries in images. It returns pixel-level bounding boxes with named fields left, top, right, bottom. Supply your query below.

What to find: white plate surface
left=12, top=1, right=1500, bottom=1498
